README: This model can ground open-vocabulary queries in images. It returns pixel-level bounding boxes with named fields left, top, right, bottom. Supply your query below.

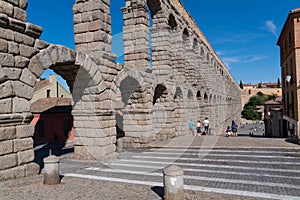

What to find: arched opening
left=206, top=52, right=210, bottom=61
left=31, top=70, right=74, bottom=145
left=204, top=92, right=208, bottom=100
left=187, top=89, right=194, bottom=100
left=119, top=77, right=141, bottom=106
left=193, top=38, right=198, bottom=50
left=183, top=28, right=189, bottom=41
left=196, top=91, right=201, bottom=99
left=147, top=0, right=162, bottom=18
left=168, top=14, right=177, bottom=30
left=200, top=46, right=204, bottom=56
left=174, top=87, right=183, bottom=100
left=117, top=76, right=141, bottom=139
left=153, top=84, right=167, bottom=105
left=28, top=46, right=80, bottom=169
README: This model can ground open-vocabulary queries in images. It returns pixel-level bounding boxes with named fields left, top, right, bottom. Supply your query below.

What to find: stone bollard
left=116, top=138, right=123, bottom=153
left=163, top=165, right=184, bottom=200
left=43, top=155, right=60, bottom=185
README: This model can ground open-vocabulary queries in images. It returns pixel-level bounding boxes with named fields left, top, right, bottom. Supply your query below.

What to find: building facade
left=264, top=98, right=283, bottom=137
left=31, top=74, right=72, bottom=103
left=30, top=75, right=74, bottom=144
left=277, top=8, right=300, bottom=141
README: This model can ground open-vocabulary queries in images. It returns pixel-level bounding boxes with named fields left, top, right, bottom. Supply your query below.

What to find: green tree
left=267, top=94, right=277, bottom=101
left=241, top=105, right=259, bottom=120
left=248, top=95, right=265, bottom=106
left=242, top=94, right=267, bottom=120
left=256, top=91, right=264, bottom=97
left=277, top=78, right=281, bottom=88
left=239, top=80, right=243, bottom=89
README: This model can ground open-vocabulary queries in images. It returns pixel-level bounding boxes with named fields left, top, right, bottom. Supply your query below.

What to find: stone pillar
left=43, top=155, right=60, bottom=185
left=151, top=12, right=172, bottom=76
left=122, top=0, right=150, bottom=70
left=163, top=165, right=184, bottom=200
left=72, top=0, right=121, bottom=160
left=73, top=0, right=112, bottom=53
left=0, top=0, right=42, bottom=181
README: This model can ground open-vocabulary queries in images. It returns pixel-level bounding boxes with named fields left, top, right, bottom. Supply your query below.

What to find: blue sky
left=27, top=0, right=299, bottom=89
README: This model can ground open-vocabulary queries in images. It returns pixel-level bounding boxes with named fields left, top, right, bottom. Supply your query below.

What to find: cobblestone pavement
left=1, top=135, right=300, bottom=200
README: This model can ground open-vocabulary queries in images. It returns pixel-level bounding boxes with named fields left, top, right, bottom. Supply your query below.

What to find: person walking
left=196, top=120, right=201, bottom=135
left=203, top=117, right=210, bottom=135
left=189, top=119, right=195, bottom=136
left=231, top=121, right=238, bottom=136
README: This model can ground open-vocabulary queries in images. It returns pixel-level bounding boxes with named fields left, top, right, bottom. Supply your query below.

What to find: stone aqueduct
left=0, top=0, right=242, bottom=180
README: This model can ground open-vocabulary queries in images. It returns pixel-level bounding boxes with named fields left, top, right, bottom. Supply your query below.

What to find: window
left=37, top=120, right=45, bottom=138
left=183, top=28, right=189, bottom=41
left=46, top=89, right=51, bottom=98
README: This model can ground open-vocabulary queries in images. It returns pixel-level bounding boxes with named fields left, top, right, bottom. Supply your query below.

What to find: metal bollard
left=163, top=165, right=184, bottom=200
left=116, top=138, right=123, bottom=153
left=43, top=155, right=60, bottom=185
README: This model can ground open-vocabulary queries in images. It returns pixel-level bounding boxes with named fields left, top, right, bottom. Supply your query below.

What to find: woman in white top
left=196, top=121, right=201, bottom=134
left=203, top=117, right=209, bottom=135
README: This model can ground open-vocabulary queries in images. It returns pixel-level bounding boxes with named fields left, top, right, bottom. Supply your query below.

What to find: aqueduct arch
left=0, top=0, right=242, bottom=180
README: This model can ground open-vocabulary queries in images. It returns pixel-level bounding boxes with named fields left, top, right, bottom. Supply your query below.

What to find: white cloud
left=246, top=55, right=268, bottom=62
left=264, top=20, right=278, bottom=37
left=221, top=55, right=268, bottom=69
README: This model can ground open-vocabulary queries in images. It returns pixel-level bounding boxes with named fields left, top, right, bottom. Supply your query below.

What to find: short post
left=116, top=138, right=123, bottom=153
left=163, top=165, right=184, bottom=200
left=43, top=155, right=60, bottom=185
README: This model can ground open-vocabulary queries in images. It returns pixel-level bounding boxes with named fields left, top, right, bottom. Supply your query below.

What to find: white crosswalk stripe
left=63, top=147, right=300, bottom=199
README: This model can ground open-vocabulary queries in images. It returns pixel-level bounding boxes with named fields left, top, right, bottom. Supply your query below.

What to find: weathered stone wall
left=118, top=0, right=242, bottom=148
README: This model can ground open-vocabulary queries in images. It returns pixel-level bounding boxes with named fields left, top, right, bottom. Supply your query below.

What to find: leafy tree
left=239, top=80, right=243, bottom=89
left=242, top=93, right=267, bottom=120
left=256, top=91, right=264, bottom=97
left=248, top=95, right=265, bottom=106
left=267, top=94, right=277, bottom=101
left=241, top=105, right=259, bottom=120
left=277, top=78, right=281, bottom=88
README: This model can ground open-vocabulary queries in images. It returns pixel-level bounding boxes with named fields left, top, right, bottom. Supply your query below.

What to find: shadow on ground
left=285, top=138, right=300, bottom=145
left=34, top=143, right=74, bottom=173
left=151, top=186, right=164, bottom=198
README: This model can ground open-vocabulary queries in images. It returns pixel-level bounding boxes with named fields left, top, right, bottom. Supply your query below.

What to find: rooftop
left=31, top=98, right=72, bottom=113
left=290, top=8, right=300, bottom=13
left=34, top=80, right=50, bottom=92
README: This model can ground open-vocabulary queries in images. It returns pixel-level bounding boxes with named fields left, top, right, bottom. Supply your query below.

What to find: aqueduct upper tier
left=0, top=0, right=242, bottom=181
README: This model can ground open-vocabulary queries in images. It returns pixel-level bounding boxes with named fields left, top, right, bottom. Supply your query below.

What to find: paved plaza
left=1, top=135, right=300, bottom=200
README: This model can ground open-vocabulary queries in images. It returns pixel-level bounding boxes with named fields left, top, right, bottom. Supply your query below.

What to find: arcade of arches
left=0, top=0, right=241, bottom=180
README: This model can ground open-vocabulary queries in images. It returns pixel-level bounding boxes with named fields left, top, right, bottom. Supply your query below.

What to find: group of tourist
left=189, top=119, right=239, bottom=137
left=189, top=117, right=210, bottom=136
left=225, top=121, right=238, bottom=137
